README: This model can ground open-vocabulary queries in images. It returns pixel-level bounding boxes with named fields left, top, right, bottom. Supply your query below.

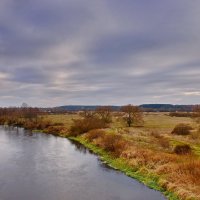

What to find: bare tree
left=96, top=106, right=113, bottom=123
left=193, top=105, right=200, bottom=124
left=121, top=104, right=143, bottom=127
left=80, top=109, right=96, bottom=119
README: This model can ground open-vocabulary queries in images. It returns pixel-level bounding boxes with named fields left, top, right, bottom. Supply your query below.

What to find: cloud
left=184, top=92, right=200, bottom=96
left=0, top=0, right=200, bottom=106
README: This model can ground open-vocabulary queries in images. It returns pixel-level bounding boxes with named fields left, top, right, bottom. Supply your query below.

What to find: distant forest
left=55, top=104, right=194, bottom=112
left=0, top=104, right=195, bottom=113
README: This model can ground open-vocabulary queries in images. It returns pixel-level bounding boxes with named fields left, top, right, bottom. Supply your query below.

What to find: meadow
left=1, top=109, right=200, bottom=199
left=43, top=111, right=200, bottom=200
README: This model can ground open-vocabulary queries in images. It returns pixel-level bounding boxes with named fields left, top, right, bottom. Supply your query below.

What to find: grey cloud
left=9, top=67, right=48, bottom=84
left=0, top=0, right=200, bottom=106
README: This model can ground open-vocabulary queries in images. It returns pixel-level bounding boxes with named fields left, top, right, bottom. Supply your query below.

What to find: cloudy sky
left=0, top=0, right=200, bottom=107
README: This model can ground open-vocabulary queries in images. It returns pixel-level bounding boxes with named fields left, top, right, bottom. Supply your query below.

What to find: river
left=0, top=126, right=165, bottom=200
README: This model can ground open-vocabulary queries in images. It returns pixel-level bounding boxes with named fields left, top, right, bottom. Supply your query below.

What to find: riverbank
left=69, top=136, right=179, bottom=200
left=46, top=114, right=200, bottom=200
left=1, top=125, right=165, bottom=200
left=1, top=112, right=200, bottom=200
left=35, top=129, right=179, bottom=199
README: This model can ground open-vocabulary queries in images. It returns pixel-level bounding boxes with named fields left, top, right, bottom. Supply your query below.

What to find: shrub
left=98, top=134, right=127, bottom=156
left=53, top=122, right=64, bottom=126
left=169, top=112, right=193, bottom=117
left=85, top=129, right=105, bottom=142
left=69, top=117, right=107, bottom=136
left=34, top=120, right=51, bottom=130
left=23, top=119, right=52, bottom=130
left=174, top=144, right=192, bottom=155
left=23, top=120, right=36, bottom=130
left=171, top=123, right=193, bottom=135
left=0, top=117, right=6, bottom=124
left=95, top=106, right=113, bottom=123
left=44, top=126, right=64, bottom=136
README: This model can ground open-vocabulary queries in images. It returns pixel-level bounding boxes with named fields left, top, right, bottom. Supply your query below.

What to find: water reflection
left=68, top=139, right=89, bottom=154
left=97, top=158, right=119, bottom=172
left=68, top=139, right=115, bottom=172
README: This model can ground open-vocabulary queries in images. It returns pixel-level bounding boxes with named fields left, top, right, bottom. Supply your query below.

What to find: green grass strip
left=69, top=136, right=179, bottom=200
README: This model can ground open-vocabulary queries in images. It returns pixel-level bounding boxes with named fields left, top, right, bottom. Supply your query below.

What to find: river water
left=0, top=126, right=165, bottom=200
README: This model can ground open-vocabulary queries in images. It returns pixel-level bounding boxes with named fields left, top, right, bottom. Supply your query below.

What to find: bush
left=33, top=120, right=51, bottom=130
left=69, top=117, right=107, bottom=136
left=53, top=122, right=64, bottom=126
left=171, top=123, right=193, bottom=135
left=23, top=120, right=36, bottom=130
left=85, top=129, right=105, bottom=142
left=23, top=119, right=52, bottom=130
left=174, top=144, right=192, bottom=155
left=44, top=126, right=64, bottom=136
left=169, top=112, right=193, bottom=117
left=98, top=134, right=127, bottom=156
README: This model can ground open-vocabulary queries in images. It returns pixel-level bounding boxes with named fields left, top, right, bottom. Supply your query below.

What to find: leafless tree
left=95, top=106, right=113, bottom=123
left=193, top=105, right=200, bottom=124
left=121, top=104, right=143, bottom=127
left=80, top=109, right=96, bottom=119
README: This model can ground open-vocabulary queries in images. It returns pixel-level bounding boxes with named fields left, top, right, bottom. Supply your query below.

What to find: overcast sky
left=0, top=0, right=200, bottom=107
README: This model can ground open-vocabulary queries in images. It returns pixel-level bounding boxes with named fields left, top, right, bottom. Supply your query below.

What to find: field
left=44, top=112, right=200, bottom=200
left=1, top=110, right=200, bottom=199
left=46, top=112, right=199, bottom=154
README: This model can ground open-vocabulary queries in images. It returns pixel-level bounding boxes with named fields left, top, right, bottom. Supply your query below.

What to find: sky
left=0, top=0, right=200, bottom=107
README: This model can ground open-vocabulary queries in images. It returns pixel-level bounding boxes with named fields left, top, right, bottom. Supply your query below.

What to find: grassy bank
left=69, top=136, right=179, bottom=200
left=1, top=112, right=200, bottom=199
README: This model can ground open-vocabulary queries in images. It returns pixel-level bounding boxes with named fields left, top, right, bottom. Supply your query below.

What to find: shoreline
left=68, top=136, right=179, bottom=200
left=0, top=124, right=187, bottom=200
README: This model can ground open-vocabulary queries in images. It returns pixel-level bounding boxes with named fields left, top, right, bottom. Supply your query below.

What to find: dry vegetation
left=71, top=110, right=200, bottom=199
left=1, top=106, right=200, bottom=199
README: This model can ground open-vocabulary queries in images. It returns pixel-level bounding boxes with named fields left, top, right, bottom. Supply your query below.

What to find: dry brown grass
left=121, top=144, right=200, bottom=199
left=161, top=159, right=200, bottom=199
left=44, top=112, right=200, bottom=199
left=157, top=136, right=170, bottom=149
left=3, top=112, right=200, bottom=199
left=83, top=127, right=200, bottom=199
